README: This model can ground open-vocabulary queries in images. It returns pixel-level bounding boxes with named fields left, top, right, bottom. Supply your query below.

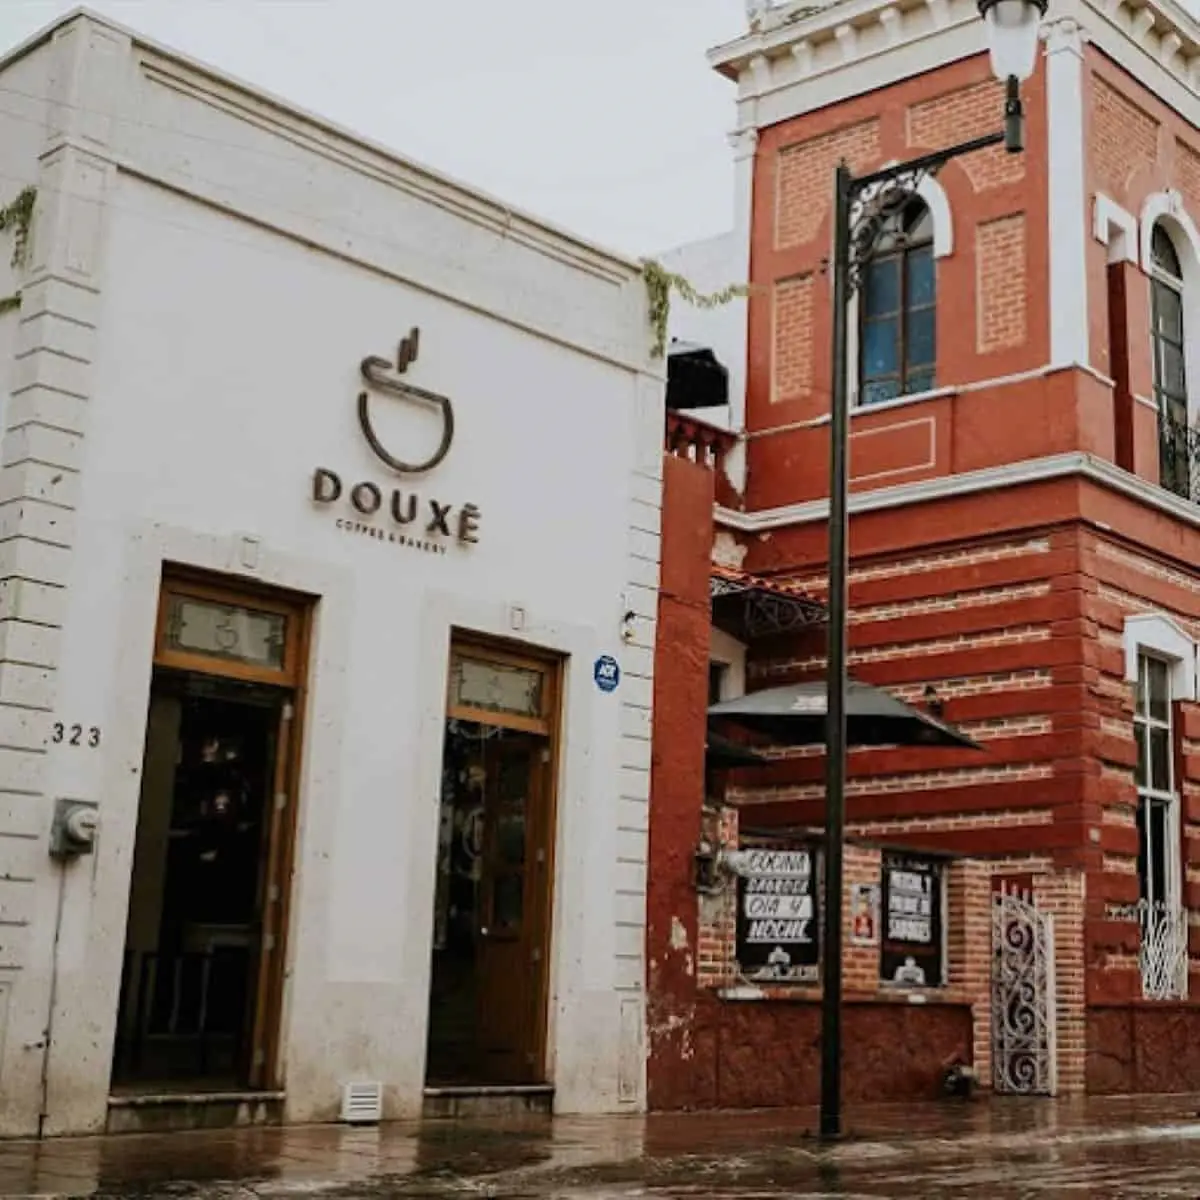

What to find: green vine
left=0, top=186, right=36, bottom=317
left=0, top=186, right=36, bottom=268
left=642, top=259, right=750, bottom=358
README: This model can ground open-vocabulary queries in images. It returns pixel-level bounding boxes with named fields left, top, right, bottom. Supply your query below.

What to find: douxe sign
left=312, top=328, right=481, bottom=554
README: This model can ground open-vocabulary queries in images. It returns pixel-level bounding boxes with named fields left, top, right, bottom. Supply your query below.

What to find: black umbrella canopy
left=708, top=679, right=981, bottom=750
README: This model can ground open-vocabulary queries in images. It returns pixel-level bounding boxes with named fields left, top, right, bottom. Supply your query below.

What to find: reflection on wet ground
left=1, top=1094, right=1199, bottom=1198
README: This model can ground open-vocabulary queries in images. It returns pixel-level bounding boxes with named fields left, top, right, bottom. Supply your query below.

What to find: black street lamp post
left=819, top=0, right=1049, bottom=1142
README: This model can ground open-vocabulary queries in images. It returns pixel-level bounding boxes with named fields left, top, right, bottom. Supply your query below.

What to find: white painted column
left=1045, top=18, right=1090, bottom=369
left=726, top=126, right=758, bottom=494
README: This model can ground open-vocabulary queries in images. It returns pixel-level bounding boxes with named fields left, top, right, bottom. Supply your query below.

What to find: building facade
left=0, top=10, right=663, bottom=1137
left=650, top=0, right=1200, bottom=1102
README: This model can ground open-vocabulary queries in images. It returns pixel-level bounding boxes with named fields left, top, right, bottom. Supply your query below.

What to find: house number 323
left=51, top=723, right=101, bottom=748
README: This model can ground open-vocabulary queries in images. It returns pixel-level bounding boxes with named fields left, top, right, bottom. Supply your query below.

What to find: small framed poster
left=734, top=845, right=821, bottom=984
left=880, top=851, right=946, bottom=988
left=850, top=882, right=880, bottom=946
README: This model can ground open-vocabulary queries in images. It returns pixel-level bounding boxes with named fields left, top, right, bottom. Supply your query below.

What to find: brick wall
left=736, top=527, right=1095, bottom=863
left=744, top=54, right=1052, bottom=512
left=976, top=215, right=1027, bottom=353
left=695, top=804, right=992, bottom=1070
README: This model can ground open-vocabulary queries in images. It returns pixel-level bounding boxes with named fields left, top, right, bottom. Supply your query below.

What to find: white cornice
left=710, top=0, right=1200, bottom=133
left=2, top=7, right=643, bottom=282
left=715, top=453, right=1200, bottom=533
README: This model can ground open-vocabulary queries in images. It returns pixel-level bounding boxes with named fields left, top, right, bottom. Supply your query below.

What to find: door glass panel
left=451, top=656, right=543, bottom=719
left=497, top=813, right=526, bottom=866
left=163, top=596, right=287, bottom=669
left=493, top=873, right=524, bottom=931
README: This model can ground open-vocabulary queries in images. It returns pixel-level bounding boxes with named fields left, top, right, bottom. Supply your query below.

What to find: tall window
left=1134, top=652, right=1178, bottom=911
left=859, top=198, right=936, bottom=406
left=1150, top=225, right=1190, bottom=499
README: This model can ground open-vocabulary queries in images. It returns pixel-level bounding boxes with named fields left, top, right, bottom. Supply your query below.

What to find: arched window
left=1150, top=224, right=1190, bottom=499
left=859, top=198, right=936, bottom=406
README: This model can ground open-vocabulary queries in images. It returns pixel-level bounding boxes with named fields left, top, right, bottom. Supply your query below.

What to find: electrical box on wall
left=49, top=798, right=99, bottom=859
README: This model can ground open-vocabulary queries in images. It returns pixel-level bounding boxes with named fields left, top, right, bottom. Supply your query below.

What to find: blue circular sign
left=594, top=655, right=621, bottom=693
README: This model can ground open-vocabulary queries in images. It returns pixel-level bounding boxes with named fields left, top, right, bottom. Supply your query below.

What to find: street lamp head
left=978, top=0, right=1048, bottom=83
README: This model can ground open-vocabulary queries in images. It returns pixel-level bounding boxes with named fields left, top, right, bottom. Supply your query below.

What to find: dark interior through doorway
left=112, top=672, right=285, bottom=1092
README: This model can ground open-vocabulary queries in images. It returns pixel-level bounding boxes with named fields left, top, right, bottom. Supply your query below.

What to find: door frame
left=443, top=632, right=563, bottom=1083
left=137, top=566, right=313, bottom=1090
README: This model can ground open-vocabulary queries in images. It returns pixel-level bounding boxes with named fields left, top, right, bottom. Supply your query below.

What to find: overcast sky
left=0, top=0, right=746, bottom=257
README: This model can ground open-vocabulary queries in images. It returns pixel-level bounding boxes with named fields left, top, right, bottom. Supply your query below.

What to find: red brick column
left=1035, top=870, right=1087, bottom=1095
left=645, top=453, right=716, bottom=1110
left=948, top=858, right=994, bottom=1087
left=843, top=844, right=883, bottom=994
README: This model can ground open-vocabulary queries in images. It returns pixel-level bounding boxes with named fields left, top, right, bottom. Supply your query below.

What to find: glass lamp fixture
left=977, top=0, right=1049, bottom=152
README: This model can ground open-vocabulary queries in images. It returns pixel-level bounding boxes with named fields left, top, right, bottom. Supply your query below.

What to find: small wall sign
left=593, top=655, right=621, bottom=693
left=850, top=882, right=880, bottom=946
left=880, top=851, right=946, bottom=987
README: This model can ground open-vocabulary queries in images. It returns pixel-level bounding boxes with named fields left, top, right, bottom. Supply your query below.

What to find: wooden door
left=476, top=735, right=551, bottom=1083
left=247, top=698, right=294, bottom=1088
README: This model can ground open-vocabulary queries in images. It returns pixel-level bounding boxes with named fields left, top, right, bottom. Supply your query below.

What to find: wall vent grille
left=340, top=1080, right=384, bottom=1124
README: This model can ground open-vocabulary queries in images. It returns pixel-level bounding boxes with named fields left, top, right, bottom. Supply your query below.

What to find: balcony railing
left=1158, top=413, right=1200, bottom=503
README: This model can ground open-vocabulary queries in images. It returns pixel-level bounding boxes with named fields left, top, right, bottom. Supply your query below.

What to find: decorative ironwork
left=1157, top=411, right=1200, bottom=503
left=846, top=166, right=941, bottom=293
left=1135, top=901, right=1189, bottom=1001
left=710, top=573, right=826, bottom=640
left=992, top=888, right=1056, bottom=1096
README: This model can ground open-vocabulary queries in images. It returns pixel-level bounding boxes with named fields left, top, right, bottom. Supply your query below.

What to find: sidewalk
left=1, top=1093, right=1199, bottom=1198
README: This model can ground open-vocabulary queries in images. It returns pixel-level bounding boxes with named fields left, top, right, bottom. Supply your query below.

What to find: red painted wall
left=646, top=453, right=715, bottom=1111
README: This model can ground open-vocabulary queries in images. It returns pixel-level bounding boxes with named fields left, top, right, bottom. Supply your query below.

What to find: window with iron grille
left=858, top=198, right=936, bottom=407
left=1150, top=225, right=1190, bottom=500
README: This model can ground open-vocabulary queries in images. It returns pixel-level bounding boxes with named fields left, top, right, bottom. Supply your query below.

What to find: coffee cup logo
left=357, top=328, right=454, bottom=475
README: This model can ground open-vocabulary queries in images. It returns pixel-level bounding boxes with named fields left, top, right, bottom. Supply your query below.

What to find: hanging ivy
left=0, top=186, right=36, bottom=270
left=0, top=186, right=36, bottom=317
left=642, top=258, right=750, bottom=359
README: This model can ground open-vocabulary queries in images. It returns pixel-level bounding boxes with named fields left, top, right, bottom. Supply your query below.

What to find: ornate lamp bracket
left=845, top=163, right=943, bottom=295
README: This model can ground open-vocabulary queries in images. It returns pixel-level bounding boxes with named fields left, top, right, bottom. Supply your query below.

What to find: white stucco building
left=0, top=8, right=663, bottom=1137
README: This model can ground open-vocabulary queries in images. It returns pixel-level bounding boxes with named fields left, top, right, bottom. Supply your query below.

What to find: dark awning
left=711, top=566, right=826, bottom=641
left=706, top=731, right=772, bottom=768
left=708, top=678, right=981, bottom=750
left=666, top=340, right=729, bottom=410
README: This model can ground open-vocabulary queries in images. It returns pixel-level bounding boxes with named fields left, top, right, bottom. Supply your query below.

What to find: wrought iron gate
left=991, top=888, right=1057, bottom=1095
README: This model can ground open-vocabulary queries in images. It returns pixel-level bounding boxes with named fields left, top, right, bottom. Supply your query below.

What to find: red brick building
left=648, top=0, right=1200, bottom=1106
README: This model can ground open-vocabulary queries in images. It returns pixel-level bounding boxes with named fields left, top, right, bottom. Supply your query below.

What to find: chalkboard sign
left=880, top=851, right=945, bottom=987
left=735, top=846, right=820, bottom=984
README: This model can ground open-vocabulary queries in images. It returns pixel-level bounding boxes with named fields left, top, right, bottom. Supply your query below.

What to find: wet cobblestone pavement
left=2, top=1095, right=1200, bottom=1198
